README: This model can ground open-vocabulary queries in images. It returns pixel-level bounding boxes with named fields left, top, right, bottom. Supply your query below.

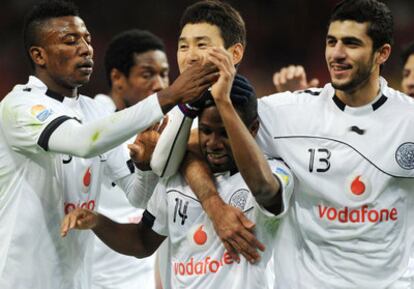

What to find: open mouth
left=206, top=152, right=228, bottom=164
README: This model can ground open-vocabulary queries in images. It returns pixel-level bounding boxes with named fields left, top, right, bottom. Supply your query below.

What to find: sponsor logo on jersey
left=173, top=252, right=234, bottom=276
left=317, top=204, right=398, bottom=223
left=275, top=167, right=290, bottom=185
left=30, top=104, right=53, bottom=122
left=64, top=199, right=95, bottom=214
left=395, top=142, right=414, bottom=170
left=229, top=189, right=249, bottom=210
left=193, top=225, right=208, bottom=245
left=350, top=176, right=365, bottom=195
left=346, top=174, right=370, bottom=201
left=82, top=167, right=92, bottom=194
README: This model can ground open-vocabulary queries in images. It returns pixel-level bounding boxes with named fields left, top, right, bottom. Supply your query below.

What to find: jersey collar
left=27, top=75, right=74, bottom=103
left=328, top=77, right=388, bottom=114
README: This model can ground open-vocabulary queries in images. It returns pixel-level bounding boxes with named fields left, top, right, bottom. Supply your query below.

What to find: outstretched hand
left=61, top=208, right=98, bottom=237
left=129, top=116, right=169, bottom=171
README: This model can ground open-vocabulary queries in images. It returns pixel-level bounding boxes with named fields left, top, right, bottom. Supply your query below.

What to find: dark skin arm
left=181, top=131, right=265, bottom=264
left=207, top=47, right=282, bottom=213
left=61, top=208, right=165, bottom=258
left=157, top=62, right=219, bottom=114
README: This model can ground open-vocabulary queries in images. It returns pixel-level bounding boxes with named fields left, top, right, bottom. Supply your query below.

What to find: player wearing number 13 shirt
left=257, top=1, right=414, bottom=286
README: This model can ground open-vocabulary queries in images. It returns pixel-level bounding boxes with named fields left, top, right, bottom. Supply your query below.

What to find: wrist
left=201, top=194, right=226, bottom=219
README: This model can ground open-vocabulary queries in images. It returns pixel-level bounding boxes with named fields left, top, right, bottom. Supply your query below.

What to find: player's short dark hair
left=329, top=0, right=394, bottom=50
left=104, top=29, right=166, bottom=87
left=401, top=41, right=414, bottom=66
left=200, top=74, right=257, bottom=126
left=23, top=0, right=80, bottom=69
left=179, top=0, right=246, bottom=48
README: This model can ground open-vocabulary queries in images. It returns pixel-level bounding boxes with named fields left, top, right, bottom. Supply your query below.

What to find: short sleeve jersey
left=257, top=77, right=414, bottom=288
left=144, top=159, right=294, bottom=289
left=0, top=77, right=134, bottom=289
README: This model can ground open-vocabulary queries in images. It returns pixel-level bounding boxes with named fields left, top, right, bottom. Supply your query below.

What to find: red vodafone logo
left=193, top=225, right=207, bottom=245
left=83, top=168, right=91, bottom=187
left=350, top=176, right=365, bottom=195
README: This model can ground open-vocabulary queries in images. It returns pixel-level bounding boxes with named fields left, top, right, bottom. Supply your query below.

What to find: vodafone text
left=64, top=200, right=95, bottom=214
left=173, top=252, right=234, bottom=276
left=318, top=204, right=397, bottom=223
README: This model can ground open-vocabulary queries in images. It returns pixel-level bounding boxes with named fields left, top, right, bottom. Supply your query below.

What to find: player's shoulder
left=79, top=94, right=114, bottom=115
left=384, top=85, right=414, bottom=111
left=259, top=87, right=326, bottom=109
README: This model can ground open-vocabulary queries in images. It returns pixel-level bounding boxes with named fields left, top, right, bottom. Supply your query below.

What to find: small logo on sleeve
left=275, top=167, right=290, bottom=184
left=31, top=104, right=53, bottom=122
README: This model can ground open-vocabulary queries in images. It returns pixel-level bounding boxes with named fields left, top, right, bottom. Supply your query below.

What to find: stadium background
left=1, top=0, right=413, bottom=99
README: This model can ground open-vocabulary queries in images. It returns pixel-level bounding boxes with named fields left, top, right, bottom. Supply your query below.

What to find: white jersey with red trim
left=257, top=77, right=414, bottom=288
left=144, top=159, right=294, bottom=289
left=92, top=94, right=156, bottom=289
left=0, top=77, right=133, bottom=289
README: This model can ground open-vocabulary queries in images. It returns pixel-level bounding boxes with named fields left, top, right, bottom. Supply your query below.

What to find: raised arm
left=61, top=208, right=165, bottom=258
left=207, top=48, right=281, bottom=213
left=46, top=62, right=218, bottom=158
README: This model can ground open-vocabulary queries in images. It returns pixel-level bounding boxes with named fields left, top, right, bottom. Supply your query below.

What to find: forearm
left=151, top=106, right=194, bottom=177
left=48, top=94, right=163, bottom=158
left=215, top=99, right=280, bottom=204
left=93, top=214, right=157, bottom=258
left=116, top=169, right=159, bottom=208
left=180, top=151, right=225, bottom=216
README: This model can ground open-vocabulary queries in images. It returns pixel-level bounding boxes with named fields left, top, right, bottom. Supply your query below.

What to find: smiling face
left=32, top=16, right=93, bottom=91
left=177, top=23, right=226, bottom=73
left=120, top=49, right=169, bottom=106
left=325, top=20, right=377, bottom=93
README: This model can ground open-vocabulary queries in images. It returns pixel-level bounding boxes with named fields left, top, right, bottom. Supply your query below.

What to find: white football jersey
left=92, top=94, right=156, bottom=289
left=257, top=77, right=414, bottom=288
left=0, top=77, right=135, bottom=289
left=143, top=159, right=294, bottom=289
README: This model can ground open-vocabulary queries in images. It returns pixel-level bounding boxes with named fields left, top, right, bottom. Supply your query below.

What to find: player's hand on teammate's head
left=60, top=208, right=98, bottom=237
left=203, top=194, right=265, bottom=264
left=273, top=65, right=319, bottom=92
left=129, top=116, right=169, bottom=171
left=160, top=61, right=219, bottom=106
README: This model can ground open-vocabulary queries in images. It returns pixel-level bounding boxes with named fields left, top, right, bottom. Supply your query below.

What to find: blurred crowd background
left=1, top=0, right=413, bottom=99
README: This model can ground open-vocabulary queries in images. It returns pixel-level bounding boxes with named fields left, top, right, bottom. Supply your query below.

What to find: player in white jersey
left=92, top=29, right=169, bottom=289
left=151, top=0, right=414, bottom=287
left=61, top=66, right=294, bottom=289
left=0, top=1, right=219, bottom=288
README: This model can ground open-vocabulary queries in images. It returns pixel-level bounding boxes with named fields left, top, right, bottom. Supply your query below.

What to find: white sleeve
left=268, top=158, right=294, bottom=218
left=141, top=180, right=169, bottom=236
left=47, top=94, right=164, bottom=158
left=150, top=106, right=194, bottom=177
left=114, top=168, right=160, bottom=209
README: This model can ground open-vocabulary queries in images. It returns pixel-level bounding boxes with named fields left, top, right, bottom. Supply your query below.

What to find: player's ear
left=229, top=43, right=244, bottom=65
left=110, top=68, right=126, bottom=92
left=249, top=118, right=260, bottom=137
left=375, top=43, right=391, bottom=65
left=29, top=46, right=47, bottom=67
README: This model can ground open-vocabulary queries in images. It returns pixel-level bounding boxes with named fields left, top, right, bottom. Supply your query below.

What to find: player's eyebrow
left=178, top=36, right=211, bottom=42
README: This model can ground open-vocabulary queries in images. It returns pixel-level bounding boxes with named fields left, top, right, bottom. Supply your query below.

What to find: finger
left=229, top=235, right=260, bottom=264
left=158, top=116, right=169, bottom=133
left=223, top=240, right=240, bottom=263
left=238, top=214, right=265, bottom=252
left=286, top=65, right=296, bottom=80
left=309, top=78, right=320, bottom=88
left=273, top=73, right=281, bottom=91
left=61, top=215, right=70, bottom=237
left=294, top=65, right=305, bottom=79
left=279, top=68, right=288, bottom=85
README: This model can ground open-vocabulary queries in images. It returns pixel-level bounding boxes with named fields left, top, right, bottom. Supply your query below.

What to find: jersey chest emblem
left=395, top=142, right=414, bottom=170
left=229, top=189, right=249, bottom=210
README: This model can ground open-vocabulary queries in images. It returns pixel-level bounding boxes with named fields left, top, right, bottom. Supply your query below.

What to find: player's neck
left=335, top=75, right=380, bottom=107
left=109, top=91, right=127, bottom=110
left=36, top=72, right=78, bottom=98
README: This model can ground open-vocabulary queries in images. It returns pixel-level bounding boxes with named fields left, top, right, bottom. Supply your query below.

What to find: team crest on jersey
left=229, top=189, right=249, bottom=210
left=395, top=142, right=414, bottom=170
left=31, top=104, right=53, bottom=122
